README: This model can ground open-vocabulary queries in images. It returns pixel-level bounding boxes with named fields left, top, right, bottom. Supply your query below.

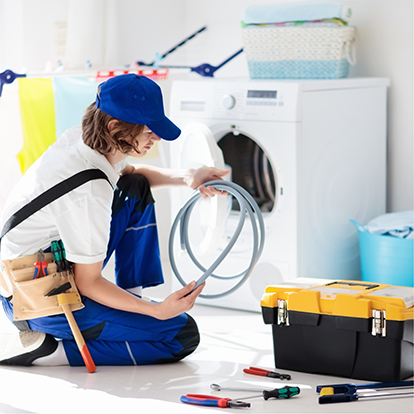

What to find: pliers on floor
left=33, top=250, right=48, bottom=279
left=243, top=366, right=291, bottom=380
left=180, top=394, right=250, bottom=408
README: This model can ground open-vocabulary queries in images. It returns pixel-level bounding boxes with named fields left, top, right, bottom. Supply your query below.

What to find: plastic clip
left=0, top=70, right=27, bottom=97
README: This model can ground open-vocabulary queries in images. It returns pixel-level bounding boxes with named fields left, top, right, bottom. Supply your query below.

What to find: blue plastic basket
left=350, top=220, right=414, bottom=287
left=247, top=59, right=350, bottom=79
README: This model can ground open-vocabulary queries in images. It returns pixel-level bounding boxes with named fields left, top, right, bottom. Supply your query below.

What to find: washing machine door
left=177, top=123, right=228, bottom=254
left=179, top=123, right=225, bottom=170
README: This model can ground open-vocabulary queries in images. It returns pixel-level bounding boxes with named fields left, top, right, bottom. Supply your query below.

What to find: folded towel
left=365, top=211, right=414, bottom=239
left=242, top=1, right=352, bottom=25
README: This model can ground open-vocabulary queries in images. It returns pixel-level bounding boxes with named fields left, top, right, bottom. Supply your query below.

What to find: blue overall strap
left=0, top=169, right=112, bottom=243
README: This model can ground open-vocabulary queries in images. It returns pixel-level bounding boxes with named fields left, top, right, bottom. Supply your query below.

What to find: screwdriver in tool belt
left=52, top=250, right=65, bottom=277
left=51, top=241, right=65, bottom=277
left=58, top=240, right=70, bottom=275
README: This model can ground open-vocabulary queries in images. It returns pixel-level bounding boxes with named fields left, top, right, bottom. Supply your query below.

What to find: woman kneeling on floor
left=0, top=74, right=229, bottom=367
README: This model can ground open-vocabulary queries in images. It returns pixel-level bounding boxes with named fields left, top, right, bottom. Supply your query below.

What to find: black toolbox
left=261, top=280, right=414, bottom=381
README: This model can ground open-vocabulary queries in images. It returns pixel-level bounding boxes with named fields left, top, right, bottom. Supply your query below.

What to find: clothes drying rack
left=0, top=25, right=244, bottom=97
left=0, top=67, right=170, bottom=97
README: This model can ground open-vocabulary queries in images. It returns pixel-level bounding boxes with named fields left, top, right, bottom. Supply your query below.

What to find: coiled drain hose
left=169, top=180, right=265, bottom=299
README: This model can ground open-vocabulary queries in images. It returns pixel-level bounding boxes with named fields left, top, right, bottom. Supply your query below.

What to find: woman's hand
left=153, top=281, right=206, bottom=320
left=74, top=262, right=205, bottom=320
left=187, top=167, right=231, bottom=199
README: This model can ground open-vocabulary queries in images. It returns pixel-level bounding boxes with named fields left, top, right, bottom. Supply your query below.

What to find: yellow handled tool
left=46, top=283, right=96, bottom=373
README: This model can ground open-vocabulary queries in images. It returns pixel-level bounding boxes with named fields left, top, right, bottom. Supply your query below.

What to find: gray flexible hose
left=169, top=180, right=265, bottom=299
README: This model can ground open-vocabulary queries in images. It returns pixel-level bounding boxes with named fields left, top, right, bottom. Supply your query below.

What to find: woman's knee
left=117, top=174, right=149, bottom=193
left=176, top=314, right=200, bottom=357
left=157, top=314, right=200, bottom=364
left=112, top=174, right=155, bottom=216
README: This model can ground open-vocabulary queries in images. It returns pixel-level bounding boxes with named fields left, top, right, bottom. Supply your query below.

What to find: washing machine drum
left=218, top=133, right=276, bottom=213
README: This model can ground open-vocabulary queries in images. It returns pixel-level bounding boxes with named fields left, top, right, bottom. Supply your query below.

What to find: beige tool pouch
left=0, top=252, right=84, bottom=321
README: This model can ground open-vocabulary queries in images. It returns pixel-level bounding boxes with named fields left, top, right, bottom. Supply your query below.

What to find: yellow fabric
left=17, top=78, right=56, bottom=173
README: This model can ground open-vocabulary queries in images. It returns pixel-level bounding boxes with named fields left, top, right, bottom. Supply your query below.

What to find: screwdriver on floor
left=212, top=385, right=300, bottom=401
left=244, top=366, right=291, bottom=380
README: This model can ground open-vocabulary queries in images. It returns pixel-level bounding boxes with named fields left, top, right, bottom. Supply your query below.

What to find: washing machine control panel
left=170, top=80, right=301, bottom=122
left=214, top=82, right=300, bottom=122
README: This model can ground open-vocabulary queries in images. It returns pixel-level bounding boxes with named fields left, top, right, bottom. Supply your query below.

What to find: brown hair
left=82, top=102, right=145, bottom=155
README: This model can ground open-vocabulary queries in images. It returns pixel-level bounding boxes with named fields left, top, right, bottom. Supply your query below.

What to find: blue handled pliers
left=180, top=394, right=250, bottom=408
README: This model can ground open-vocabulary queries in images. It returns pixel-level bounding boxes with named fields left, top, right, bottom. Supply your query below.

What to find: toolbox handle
left=325, top=281, right=380, bottom=290
left=349, top=219, right=367, bottom=233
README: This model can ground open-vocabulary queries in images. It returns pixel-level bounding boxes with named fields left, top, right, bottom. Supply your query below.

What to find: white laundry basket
left=241, top=22, right=356, bottom=79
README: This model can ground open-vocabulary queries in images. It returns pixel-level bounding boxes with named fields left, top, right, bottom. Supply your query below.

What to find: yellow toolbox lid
left=261, top=280, right=414, bottom=321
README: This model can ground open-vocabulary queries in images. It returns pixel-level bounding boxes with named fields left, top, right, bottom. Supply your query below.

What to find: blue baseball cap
left=96, top=74, right=180, bottom=141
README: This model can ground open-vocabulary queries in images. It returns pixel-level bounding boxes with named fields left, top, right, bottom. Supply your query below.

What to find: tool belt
left=0, top=252, right=83, bottom=320
left=0, top=168, right=111, bottom=322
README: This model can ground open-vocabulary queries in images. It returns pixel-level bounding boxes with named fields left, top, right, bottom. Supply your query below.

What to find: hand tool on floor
left=180, top=394, right=250, bottom=408
left=46, top=282, right=96, bottom=373
left=243, top=366, right=291, bottom=380
left=317, top=380, right=414, bottom=404
left=212, top=385, right=300, bottom=401
left=211, top=383, right=273, bottom=392
left=33, top=250, right=48, bottom=279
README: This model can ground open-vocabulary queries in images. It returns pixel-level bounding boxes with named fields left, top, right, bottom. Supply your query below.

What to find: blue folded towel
left=365, top=211, right=414, bottom=239
left=242, top=1, right=352, bottom=24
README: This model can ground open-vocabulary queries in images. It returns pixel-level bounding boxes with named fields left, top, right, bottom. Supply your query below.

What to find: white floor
left=1, top=299, right=413, bottom=414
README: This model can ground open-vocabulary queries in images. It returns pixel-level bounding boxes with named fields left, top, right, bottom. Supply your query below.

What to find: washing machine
left=167, top=77, right=389, bottom=312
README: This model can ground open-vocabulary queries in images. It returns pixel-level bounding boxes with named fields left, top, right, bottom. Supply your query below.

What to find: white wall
left=1, top=0, right=412, bottom=213
left=0, top=0, right=412, bottom=296
left=0, top=0, right=67, bottom=70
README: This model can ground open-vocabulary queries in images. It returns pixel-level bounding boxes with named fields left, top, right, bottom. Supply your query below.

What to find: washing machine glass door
left=178, top=123, right=228, bottom=254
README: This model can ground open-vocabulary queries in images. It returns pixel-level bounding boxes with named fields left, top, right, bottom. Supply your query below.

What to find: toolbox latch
left=277, top=299, right=289, bottom=326
left=371, top=309, right=386, bottom=337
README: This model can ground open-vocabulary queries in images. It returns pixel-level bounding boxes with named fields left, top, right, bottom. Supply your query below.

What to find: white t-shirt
left=0, top=126, right=124, bottom=264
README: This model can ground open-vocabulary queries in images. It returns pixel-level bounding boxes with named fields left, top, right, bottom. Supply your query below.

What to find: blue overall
left=1, top=174, right=200, bottom=366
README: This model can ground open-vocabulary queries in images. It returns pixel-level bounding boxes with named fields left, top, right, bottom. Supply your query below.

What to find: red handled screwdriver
left=244, top=366, right=291, bottom=380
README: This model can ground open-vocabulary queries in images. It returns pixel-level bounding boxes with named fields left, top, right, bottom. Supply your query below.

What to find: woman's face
left=129, top=127, right=161, bottom=157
